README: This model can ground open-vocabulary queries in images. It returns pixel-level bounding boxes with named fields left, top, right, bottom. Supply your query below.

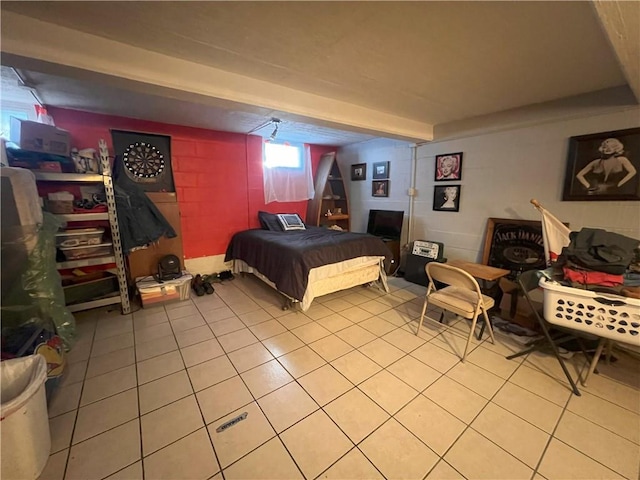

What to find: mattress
left=234, top=256, right=388, bottom=311
left=225, top=227, right=391, bottom=301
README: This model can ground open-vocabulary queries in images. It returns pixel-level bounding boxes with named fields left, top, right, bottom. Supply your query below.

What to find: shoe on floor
left=192, top=274, right=205, bottom=296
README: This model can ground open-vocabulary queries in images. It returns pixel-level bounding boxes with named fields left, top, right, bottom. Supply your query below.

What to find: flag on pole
left=531, top=199, right=571, bottom=266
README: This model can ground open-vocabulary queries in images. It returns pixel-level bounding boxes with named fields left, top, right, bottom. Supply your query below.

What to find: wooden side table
left=446, top=260, right=510, bottom=283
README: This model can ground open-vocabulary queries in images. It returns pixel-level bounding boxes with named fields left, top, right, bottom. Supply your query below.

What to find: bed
left=224, top=227, right=392, bottom=311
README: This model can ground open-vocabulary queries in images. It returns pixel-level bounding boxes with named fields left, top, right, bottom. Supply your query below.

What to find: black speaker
left=157, top=254, right=181, bottom=281
left=403, top=241, right=446, bottom=286
left=404, top=255, right=432, bottom=286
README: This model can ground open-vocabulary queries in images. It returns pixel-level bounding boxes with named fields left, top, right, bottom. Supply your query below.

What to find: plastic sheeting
left=1, top=213, right=76, bottom=349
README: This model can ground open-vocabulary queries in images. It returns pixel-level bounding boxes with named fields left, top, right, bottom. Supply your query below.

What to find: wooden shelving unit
left=306, top=152, right=350, bottom=231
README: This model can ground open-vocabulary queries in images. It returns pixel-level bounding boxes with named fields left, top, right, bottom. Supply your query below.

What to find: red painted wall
left=48, top=107, right=336, bottom=259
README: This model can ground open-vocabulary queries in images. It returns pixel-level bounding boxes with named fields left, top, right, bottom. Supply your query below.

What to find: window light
left=264, top=142, right=302, bottom=169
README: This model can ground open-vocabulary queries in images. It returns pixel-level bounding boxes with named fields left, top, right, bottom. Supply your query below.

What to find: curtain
left=263, top=141, right=314, bottom=204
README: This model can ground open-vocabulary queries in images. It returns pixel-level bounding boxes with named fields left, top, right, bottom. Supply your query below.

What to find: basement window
left=262, top=141, right=314, bottom=203
left=264, top=142, right=302, bottom=169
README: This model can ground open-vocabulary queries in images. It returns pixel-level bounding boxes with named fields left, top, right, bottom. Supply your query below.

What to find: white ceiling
left=1, top=1, right=638, bottom=146
left=1, top=66, right=377, bottom=146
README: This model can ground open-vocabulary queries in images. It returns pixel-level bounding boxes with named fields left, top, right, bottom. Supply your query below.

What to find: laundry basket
left=540, top=277, right=640, bottom=346
left=0, top=354, right=51, bottom=480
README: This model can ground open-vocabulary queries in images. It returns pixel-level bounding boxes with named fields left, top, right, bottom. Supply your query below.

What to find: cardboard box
left=10, top=118, right=71, bottom=156
left=498, top=291, right=540, bottom=331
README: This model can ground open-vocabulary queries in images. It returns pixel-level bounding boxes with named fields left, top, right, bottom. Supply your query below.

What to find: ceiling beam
left=592, top=0, right=640, bottom=102
left=0, top=11, right=433, bottom=142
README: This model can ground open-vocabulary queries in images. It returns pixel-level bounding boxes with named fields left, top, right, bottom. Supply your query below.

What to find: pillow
left=277, top=213, right=306, bottom=231
left=258, top=211, right=283, bottom=231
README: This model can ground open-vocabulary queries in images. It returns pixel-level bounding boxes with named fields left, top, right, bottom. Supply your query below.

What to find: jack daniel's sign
left=487, top=220, right=546, bottom=278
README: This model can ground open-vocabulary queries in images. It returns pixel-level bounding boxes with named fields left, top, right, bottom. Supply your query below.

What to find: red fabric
left=563, top=267, right=623, bottom=287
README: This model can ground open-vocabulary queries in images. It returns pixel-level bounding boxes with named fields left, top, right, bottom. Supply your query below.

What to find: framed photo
left=434, top=152, right=463, bottom=181
left=351, top=163, right=366, bottom=181
left=562, top=127, right=640, bottom=201
left=372, top=161, right=389, bottom=179
left=433, top=185, right=461, bottom=212
left=372, top=180, right=389, bottom=197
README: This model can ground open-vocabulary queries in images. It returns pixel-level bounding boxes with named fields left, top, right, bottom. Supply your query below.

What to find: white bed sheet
left=233, top=256, right=389, bottom=311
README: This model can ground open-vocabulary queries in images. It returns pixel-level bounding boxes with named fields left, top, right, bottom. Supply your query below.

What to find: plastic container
left=62, top=271, right=119, bottom=305
left=540, top=277, right=640, bottom=346
left=55, top=228, right=105, bottom=248
left=0, top=354, right=51, bottom=480
left=137, top=274, right=192, bottom=308
left=59, top=242, right=113, bottom=260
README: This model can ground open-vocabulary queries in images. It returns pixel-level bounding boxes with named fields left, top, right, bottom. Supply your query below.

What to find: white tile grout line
left=131, top=303, right=146, bottom=480
left=166, top=298, right=225, bottom=479
left=72, top=309, right=635, bottom=419
left=56, top=286, right=639, bottom=480
left=60, top=307, right=99, bottom=480
left=63, top=319, right=637, bottom=425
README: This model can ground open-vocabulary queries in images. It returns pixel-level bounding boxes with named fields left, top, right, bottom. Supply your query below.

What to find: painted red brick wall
left=48, top=107, right=336, bottom=259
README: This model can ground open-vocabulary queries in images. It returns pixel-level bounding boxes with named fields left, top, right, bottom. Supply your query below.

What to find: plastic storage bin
left=137, top=273, right=192, bottom=308
left=59, top=242, right=113, bottom=260
left=540, top=277, right=640, bottom=346
left=55, top=228, right=105, bottom=248
left=0, top=354, right=51, bottom=480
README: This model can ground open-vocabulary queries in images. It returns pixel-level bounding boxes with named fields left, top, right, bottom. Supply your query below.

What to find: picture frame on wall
left=433, top=185, right=461, bottom=212
left=351, top=163, right=366, bottom=181
left=562, top=127, right=640, bottom=201
left=434, top=152, right=463, bottom=181
left=372, top=161, right=390, bottom=179
left=372, top=180, right=389, bottom=197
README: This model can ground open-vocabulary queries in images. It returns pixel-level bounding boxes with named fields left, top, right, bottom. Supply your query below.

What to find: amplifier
left=412, top=240, right=444, bottom=260
left=404, top=241, right=446, bottom=286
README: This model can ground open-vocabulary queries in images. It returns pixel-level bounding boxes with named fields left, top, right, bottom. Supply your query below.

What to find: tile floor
left=39, top=275, right=640, bottom=480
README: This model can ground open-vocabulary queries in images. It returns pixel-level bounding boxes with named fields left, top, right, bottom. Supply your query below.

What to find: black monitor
left=367, top=210, right=404, bottom=240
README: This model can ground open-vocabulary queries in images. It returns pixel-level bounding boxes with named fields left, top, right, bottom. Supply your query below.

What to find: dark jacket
left=113, top=161, right=176, bottom=255
left=114, top=185, right=176, bottom=254
left=561, top=228, right=639, bottom=275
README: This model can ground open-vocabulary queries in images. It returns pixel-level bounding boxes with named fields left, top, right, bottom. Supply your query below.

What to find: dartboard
left=123, top=142, right=165, bottom=181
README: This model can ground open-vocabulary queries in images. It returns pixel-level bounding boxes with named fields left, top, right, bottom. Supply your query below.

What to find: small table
left=447, top=260, right=510, bottom=283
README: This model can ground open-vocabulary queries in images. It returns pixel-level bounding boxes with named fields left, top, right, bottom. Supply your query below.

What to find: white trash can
left=1, top=354, right=51, bottom=480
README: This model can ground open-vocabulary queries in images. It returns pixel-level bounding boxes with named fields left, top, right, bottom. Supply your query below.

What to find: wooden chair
left=417, top=263, right=496, bottom=361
